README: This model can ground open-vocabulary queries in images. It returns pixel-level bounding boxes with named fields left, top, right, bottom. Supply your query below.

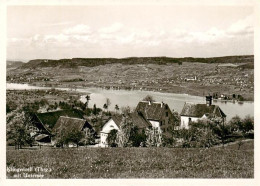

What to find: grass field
left=6, top=140, right=254, bottom=178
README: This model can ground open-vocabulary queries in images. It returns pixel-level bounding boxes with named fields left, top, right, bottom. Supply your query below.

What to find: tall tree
left=85, top=95, right=91, bottom=109
left=116, top=114, right=133, bottom=147
left=93, top=104, right=97, bottom=116
left=145, top=127, right=163, bottom=147
left=103, top=104, right=108, bottom=112
left=115, top=104, right=119, bottom=113
left=105, top=98, right=111, bottom=112
left=7, top=110, right=34, bottom=149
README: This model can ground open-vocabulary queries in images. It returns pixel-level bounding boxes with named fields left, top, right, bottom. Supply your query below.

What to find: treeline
left=20, top=55, right=254, bottom=69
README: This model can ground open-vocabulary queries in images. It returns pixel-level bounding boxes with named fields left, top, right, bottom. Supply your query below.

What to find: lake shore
left=7, top=81, right=254, bottom=102
left=6, top=82, right=254, bottom=121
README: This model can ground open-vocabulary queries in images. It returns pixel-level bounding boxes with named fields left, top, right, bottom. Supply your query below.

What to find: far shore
left=6, top=81, right=254, bottom=102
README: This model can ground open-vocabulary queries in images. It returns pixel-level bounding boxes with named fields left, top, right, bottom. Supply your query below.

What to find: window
left=188, top=118, right=191, bottom=123
left=166, top=112, right=168, bottom=117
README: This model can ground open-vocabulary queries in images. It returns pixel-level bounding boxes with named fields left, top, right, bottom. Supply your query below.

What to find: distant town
left=7, top=55, right=254, bottom=101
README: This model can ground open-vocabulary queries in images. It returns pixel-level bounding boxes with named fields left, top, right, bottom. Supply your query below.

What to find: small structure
left=180, top=96, right=226, bottom=129
left=52, top=116, right=93, bottom=147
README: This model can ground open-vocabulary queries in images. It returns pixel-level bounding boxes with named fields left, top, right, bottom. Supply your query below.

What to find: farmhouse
left=135, top=101, right=177, bottom=134
left=100, top=113, right=150, bottom=147
left=180, top=96, right=226, bottom=129
left=52, top=116, right=93, bottom=147
left=30, top=109, right=85, bottom=143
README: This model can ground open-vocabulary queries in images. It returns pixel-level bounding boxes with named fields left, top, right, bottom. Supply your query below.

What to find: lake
left=6, top=83, right=254, bottom=121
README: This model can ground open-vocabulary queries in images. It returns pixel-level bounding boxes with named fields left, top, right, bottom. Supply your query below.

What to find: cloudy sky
left=7, top=5, right=254, bottom=61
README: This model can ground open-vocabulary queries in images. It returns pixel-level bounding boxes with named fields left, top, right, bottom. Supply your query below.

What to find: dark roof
left=36, top=109, right=84, bottom=129
left=30, top=114, right=52, bottom=135
left=52, top=116, right=91, bottom=135
left=180, top=103, right=226, bottom=118
left=110, top=112, right=151, bottom=129
left=130, top=112, right=151, bottom=128
left=111, top=115, right=123, bottom=126
left=135, top=101, right=169, bottom=121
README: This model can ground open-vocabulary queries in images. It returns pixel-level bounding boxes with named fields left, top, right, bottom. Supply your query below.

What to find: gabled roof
left=52, top=116, right=91, bottom=135
left=135, top=101, right=169, bottom=121
left=30, top=114, right=52, bottom=135
left=35, top=109, right=84, bottom=129
left=180, top=103, right=226, bottom=118
left=105, top=112, right=151, bottom=130
left=130, top=112, right=151, bottom=129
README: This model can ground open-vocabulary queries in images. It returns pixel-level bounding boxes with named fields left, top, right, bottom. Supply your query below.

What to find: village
left=6, top=87, right=253, bottom=149
left=5, top=3, right=256, bottom=180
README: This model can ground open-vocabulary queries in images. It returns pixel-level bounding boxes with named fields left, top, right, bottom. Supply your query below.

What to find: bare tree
left=106, top=98, right=111, bottom=111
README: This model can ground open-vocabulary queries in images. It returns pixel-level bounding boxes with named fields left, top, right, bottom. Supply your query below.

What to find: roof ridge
left=59, top=116, right=85, bottom=121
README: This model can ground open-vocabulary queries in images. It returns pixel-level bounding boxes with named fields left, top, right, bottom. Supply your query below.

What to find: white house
left=180, top=96, right=226, bottom=129
left=99, top=112, right=154, bottom=147
left=100, top=116, right=121, bottom=147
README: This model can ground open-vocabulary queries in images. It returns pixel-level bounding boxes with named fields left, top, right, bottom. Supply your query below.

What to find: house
left=100, top=101, right=178, bottom=147
left=52, top=116, right=93, bottom=147
left=135, top=101, right=177, bottom=135
left=30, top=109, right=85, bottom=144
left=180, top=96, right=226, bottom=129
left=100, top=113, right=151, bottom=147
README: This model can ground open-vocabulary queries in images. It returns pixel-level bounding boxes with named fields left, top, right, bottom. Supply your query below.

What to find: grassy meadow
left=6, top=140, right=254, bottom=178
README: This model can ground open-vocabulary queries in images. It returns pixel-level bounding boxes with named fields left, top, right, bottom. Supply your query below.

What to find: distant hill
left=19, top=55, right=254, bottom=69
left=6, top=61, right=24, bottom=68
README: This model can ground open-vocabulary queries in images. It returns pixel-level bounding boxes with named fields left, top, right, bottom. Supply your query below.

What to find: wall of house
left=100, top=133, right=109, bottom=147
left=180, top=116, right=200, bottom=129
left=149, top=120, right=160, bottom=128
left=160, top=105, right=175, bottom=133
left=99, top=119, right=119, bottom=147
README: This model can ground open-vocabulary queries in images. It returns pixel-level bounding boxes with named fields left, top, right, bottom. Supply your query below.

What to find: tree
left=105, top=98, right=111, bottom=111
left=55, top=128, right=84, bottom=148
left=229, top=115, right=243, bottom=134
left=6, top=110, right=34, bottom=149
left=129, top=127, right=146, bottom=147
left=116, top=114, right=133, bottom=147
left=103, top=104, right=108, bottom=111
left=229, top=115, right=254, bottom=138
left=93, top=104, right=97, bottom=116
left=107, top=129, right=118, bottom=147
left=85, top=95, right=91, bottom=109
left=145, top=127, right=163, bottom=147
left=66, top=129, right=85, bottom=147
left=121, top=106, right=131, bottom=115
left=142, top=95, right=155, bottom=102
left=82, top=129, right=96, bottom=146
left=115, top=104, right=119, bottom=113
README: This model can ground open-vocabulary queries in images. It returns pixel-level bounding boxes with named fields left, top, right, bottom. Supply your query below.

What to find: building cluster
left=29, top=96, right=226, bottom=147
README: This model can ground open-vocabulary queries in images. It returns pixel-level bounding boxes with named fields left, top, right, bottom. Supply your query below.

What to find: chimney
left=161, top=102, right=164, bottom=108
left=206, top=96, right=212, bottom=106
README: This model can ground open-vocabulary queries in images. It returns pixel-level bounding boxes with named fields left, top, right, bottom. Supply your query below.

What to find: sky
left=7, top=5, right=254, bottom=61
